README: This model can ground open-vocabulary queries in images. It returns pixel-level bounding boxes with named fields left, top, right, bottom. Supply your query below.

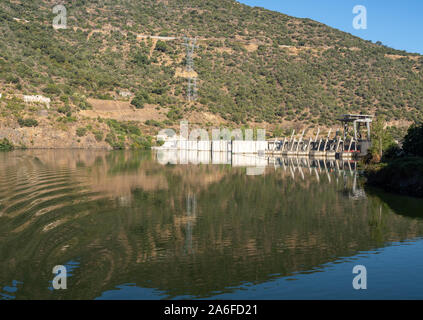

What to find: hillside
left=1, top=0, right=422, bottom=148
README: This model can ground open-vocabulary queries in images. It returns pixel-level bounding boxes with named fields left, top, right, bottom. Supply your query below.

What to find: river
left=0, top=150, right=422, bottom=300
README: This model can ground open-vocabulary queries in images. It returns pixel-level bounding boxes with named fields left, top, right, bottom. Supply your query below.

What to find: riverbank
left=364, top=157, right=423, bottom=198
left=0, top=119, right=156, bottom=151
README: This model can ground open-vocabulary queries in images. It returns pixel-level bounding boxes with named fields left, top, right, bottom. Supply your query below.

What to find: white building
left=23, top=95, right=51, bottom=109
left=119, top=91, right=133, bottom=98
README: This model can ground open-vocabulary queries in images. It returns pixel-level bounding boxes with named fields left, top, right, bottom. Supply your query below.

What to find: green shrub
left=126, top=124, right=141, bottom=136
left=132, top=53, right=150, bottom=66
left=96, top=93, right=114, bottom=100
left=42, top=84, right=61, bottom=95
left=57, top=115, right=76, bottom=123
left=76, top=127, right=87, bottom=137
left=5, top=75, right=19, bottom=84
left=155, top=40, right=169, bottom=52
left=145, top=119, right=163, bottom=127
left=57, top=105, right=72, bottom=116
left=0, top=138, right=14, bottom=151
left=18, top=118, right=38, bottom=127
left=93, top=130, right=104, bottom=142
left=130, top=95, right=144, bottom=109
left=166, top=109, right=182, bottom=121
left=6, top=100, right=25, bottom=113
left=105, top=132, right=125, bottom=149
left=131, top=135, right=152, bottom=150
left=130, top=90, right=150, bottom=109
left=79, top=101, right=92, bottom=110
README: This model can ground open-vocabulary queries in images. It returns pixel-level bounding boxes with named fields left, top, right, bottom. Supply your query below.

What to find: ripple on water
left=0, top=163, right=108, bottom=237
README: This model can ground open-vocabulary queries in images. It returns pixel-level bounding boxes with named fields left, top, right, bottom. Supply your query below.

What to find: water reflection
left=0, top=150, right=422, bottom=299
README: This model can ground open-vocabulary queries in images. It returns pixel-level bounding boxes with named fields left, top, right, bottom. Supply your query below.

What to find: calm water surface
left=0, top=150, right=422, bottom=300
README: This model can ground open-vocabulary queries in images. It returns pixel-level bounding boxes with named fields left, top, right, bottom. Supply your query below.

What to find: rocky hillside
left=0, top=0, right=422, bottom=148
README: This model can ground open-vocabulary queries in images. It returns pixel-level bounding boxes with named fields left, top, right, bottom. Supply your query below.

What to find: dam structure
left=268, top=114, right=373, bottom=159
left=157, top=114, right=373, bottom=159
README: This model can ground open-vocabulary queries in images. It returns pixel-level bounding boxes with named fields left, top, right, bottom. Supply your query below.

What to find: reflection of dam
left=156, top=149, right=358, bottom=177
left=156, top=149, right=365, bottom=199
left=156, top=150, right=365, bottom=199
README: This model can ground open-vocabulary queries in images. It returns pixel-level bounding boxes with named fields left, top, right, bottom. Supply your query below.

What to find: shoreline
left=364, top=157, right=423, bottom=198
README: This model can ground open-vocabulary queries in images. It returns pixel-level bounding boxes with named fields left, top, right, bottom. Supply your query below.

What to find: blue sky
left=238, top=0, right=423, bottom=55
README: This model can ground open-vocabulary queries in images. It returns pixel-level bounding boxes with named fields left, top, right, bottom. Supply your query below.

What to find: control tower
left=338, top=114, right=373, bottom=156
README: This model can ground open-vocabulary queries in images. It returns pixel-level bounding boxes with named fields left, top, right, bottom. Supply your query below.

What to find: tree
left=370, top=118, right=396, bottom=161
left=130, top=90, right=150, bottom=109
left=155, top=40, right=168, bottom=53
left=402, top=123, right=423, bottom=157
left=132, top=52, right=150, bottom=66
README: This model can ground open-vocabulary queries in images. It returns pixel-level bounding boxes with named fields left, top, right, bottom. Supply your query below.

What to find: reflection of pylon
left=186, top=193, right=197, bottom=216
left=185, top=193, right=196, bottom=254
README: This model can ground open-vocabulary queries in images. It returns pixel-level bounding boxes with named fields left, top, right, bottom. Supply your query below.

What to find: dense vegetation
left=365, top=123, right=423, bottom=197
left=105, top=119, right=152, bottom=149
left=402, top=124, right=423, bottom=157
left=0, top=0, right=422, bottom=129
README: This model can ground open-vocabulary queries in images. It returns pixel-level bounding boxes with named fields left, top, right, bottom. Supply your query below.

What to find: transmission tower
left=183, top=36, right=199, bottom=101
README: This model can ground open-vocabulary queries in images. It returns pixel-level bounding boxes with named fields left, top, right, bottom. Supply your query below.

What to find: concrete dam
left=157, top=114, right=374, bottom=159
